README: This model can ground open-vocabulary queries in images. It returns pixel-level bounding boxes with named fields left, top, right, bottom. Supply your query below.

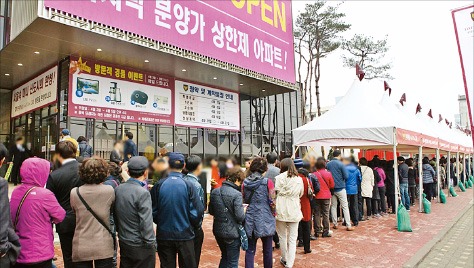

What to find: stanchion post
left=463, top=153, right=466, bottom=184
left=436, top=149, right=440, bottom=203
left=456, top=151, right=460, bottom=185
left=393, top=143, right=398, bottom=217
left=418, top=146, right=423, bottom=212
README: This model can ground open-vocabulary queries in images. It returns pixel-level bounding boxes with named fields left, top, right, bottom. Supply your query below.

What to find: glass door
left=41, top=116, right=58, bottom=161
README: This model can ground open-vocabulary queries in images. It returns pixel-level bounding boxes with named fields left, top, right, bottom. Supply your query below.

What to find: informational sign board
left=452, top=5, right=474, bottom=145
left=11, top=66, right=58, bottom=118
left=175, top=80, right=240, bottom=131
left=68, top=57, right=174, bottom=125
left=44, top=0, right=295, bottom=83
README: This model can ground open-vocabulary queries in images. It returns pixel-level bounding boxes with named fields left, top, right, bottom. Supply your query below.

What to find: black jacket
left=46, top=160, right=83, bottom=234
left=110, top=150, right=122, bottom=165
left=9, top=145, right=29, bottom=165
left=209, top=181, right=245, bottom=239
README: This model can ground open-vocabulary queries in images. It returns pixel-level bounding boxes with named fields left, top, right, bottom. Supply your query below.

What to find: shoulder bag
left=76, top=187, right=116, bottom=250
left=14, top=186, right=36, bottom=231
left=218, top=189, right=248, bottom=251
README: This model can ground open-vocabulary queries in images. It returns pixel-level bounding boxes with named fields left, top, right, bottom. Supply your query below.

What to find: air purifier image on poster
left=77, top=77, right=99, bottom=95
left=131, top=90, right=148, bottom=105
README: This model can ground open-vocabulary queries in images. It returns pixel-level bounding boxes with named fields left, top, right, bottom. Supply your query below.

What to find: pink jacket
left=10, top=158, right=65, bottom=264
left=374, top=167, right=386, bottom=187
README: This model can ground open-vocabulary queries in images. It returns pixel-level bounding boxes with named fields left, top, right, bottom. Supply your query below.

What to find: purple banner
left=44, top=0, right=295, bottom=83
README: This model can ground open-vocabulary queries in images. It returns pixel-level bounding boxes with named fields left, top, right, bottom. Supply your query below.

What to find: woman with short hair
left=70, top=157, right=115, bottom=268
left=313, top=157, right=335, bottom=238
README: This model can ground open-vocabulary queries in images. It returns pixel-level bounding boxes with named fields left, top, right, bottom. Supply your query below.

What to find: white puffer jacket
left=360, top=166, right=375, bottom=198
left=275, top=171, right=304, bottom=222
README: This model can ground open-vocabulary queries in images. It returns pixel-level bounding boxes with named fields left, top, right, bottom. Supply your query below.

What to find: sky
left=291, top=0, right=472, bottom=122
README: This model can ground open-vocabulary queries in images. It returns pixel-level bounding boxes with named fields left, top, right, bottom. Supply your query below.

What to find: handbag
left=76, top=187, right=117, bottom=250
left=218, top=189, right=248, bottom=251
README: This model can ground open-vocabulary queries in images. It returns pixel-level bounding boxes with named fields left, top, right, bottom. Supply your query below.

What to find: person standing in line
left=77, top=136, right=93, bottom=158
left=406, top=159, right=417, bottom=205
left=114, top=156, right=156, bottom=268
left=0, top=144, right=20, bottom=268
left=397, top=157, right=410, bottom=210
left=123, top=132, right=137, bottom=162
left=422, top=158, right=435, bottom=201
left=370, top=163, right=381, bottom=218
left=10, top=157, right=65, bottom=268
left=70, top=157, right=115, bottom=268
left=46, top=141, right=84, bottom=268
left=59, top=129, right=79, bottom=157
left=243, top=157, right=276, bottom=268
left=326, top=150, right=354, bottom=231
left=384, top=161, right=396, bottom=214
left=209, top=167, right=246, bottom=268
left=359, top=158, right=374, bottom=220
left=274, top=158, right=304, bottom=267
left=110, top=141, right=123, bottom=165
left=183, top=155, right=206, bottom=267
left=313, top=157, right=334, bottom=238
left=265, top=152, right=281, bottom=249
left=151, top=153, right=204, bottom=268
left=373, top=159, right=387, bottom=215
left=295, top=161, right=314, bottom=254
left=8, top=137, right=29, bottom=185
left=343, top=157, right=361, bottom=226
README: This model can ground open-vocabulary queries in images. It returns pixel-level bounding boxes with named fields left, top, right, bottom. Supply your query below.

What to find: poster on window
left=174, top=80, right=239, bottom=131
left=11, top=66, right=58, bottom=118
left=68, top=57, right=174, bottom=125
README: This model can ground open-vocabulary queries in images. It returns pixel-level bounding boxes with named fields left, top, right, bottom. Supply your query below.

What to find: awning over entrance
left=0, top=18, right=295, bottom=97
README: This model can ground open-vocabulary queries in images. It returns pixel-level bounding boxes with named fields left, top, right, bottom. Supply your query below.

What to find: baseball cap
left=61, top=129, right=71, bottom=136
left=168, top=152, right=185, bottom=165
left=127, top=156, right=149, bottom=172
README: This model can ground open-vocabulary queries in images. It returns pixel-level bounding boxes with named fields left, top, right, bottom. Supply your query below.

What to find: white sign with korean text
left=175, top=80, right=240, bottom=131
left=11, top=66, right=58, bottom=118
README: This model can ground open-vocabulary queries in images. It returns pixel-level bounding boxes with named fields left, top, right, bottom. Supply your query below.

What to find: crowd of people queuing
left=1, top=129, right=473, bottom=268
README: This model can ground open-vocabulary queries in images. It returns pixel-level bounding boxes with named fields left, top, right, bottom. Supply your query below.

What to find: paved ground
left=7, top=183, right=473, bottom=267
left=417, top=206, right=474, bottom=268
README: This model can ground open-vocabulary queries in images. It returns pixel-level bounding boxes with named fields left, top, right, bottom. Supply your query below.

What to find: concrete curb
left=403, top=198, right=474, bottom=268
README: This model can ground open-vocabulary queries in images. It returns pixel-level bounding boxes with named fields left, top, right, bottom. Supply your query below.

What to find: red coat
left=313, top=169, right=335, bottom=199
left=299, top=175, right=313, bottom=222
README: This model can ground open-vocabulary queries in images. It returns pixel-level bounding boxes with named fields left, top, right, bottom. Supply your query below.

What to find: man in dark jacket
left=0, top=144, right=20, bottom=268
left=115, top=156, right=156, bottom=268
left=151, top=153, right=204, bottom=268
left=8, top=137, right=29, bottom=185
left=326, top=150, right=354, bottom=231
left=46, top=141, right=83, bottom=268
left=123, top=132, right=137, bottom=162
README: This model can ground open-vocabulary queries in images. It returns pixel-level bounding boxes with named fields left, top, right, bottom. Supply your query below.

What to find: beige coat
left=275, top=172, right=304, bottom=223
left=70, top=184, right=115, bottom=262
left=360, top=166, right=375, bottom=198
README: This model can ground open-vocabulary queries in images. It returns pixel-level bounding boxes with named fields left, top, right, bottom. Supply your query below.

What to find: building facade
left=0, top=0, right=300, bottom=164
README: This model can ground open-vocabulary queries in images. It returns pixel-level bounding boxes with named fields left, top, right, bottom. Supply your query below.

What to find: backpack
left=374, top=168, right=382, bottom=183
left=308, top=173, right=320, bottom=193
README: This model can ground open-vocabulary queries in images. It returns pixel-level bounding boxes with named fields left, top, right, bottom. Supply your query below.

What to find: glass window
left=175, top=127, right=189, bottom=156
left=94, top=120, right=117, bottom=159
left=158, top=125, right=174, bottom=153
left=189, top=128, right=203, bottom=159
left=138, top=124, right=156, bottom=161
left=0, top=90, right=11, bottom=135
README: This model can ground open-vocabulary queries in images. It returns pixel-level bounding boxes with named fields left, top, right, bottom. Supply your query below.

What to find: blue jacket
left=151, top=172, right=204, bottom=241
left=123, top=139, right=137, bottom=162
left=326, top=159, right=348, bottom=192
left=345, top=164, right=361, bottom=195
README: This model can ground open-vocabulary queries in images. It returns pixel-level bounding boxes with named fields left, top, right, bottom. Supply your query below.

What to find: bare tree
left=294, top=1, right=350, bottom=121
left=342, top=34, right=393, bottom=79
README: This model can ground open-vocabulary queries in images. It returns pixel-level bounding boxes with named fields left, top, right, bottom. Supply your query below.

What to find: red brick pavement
left=53, top=187, right=473, bottom=267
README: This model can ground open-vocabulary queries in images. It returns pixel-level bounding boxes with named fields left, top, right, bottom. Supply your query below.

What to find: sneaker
left=310, top=235, right=317, bottom=241
left=280, top=257, right=287, bottom=267
left=375, top=214, right=381, bottom=218
left=304, top=249, right=312, bottom=254
left=297, top=241, right=304, bottom=247
left=275, top=242, right=280, bottom=249
left=322, top=230, right=333, bottom=237
left=332, top=224, right=338, bottom=230
left=346, top=226, right=355, bottom=231
left=407, top=209, right=411, bottom=211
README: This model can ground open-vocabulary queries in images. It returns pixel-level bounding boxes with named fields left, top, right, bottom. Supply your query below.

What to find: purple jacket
left=10, top=158, right=65, bottom=264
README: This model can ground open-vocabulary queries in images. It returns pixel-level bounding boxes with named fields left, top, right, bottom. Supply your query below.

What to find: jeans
left=298, top=221, right=311, bottom=252
left=378, top=186, right=386, bottom=213
left=347, top=194, right=359, bottom=226
left=386, top=194, right=395, bottom=213
left=357, top=190, right=363, bottom=221
left=13, top=260, right=53, bottom=268
left=58, top=232, right=75, bottom=268
left=330, top=189, right=352, bottom=227
left=216, top=237, right=240, bottom=268
left=314, top=199, right=330, bottom=235
left=193, top=228, right=204, bottom=267
left=157, top=240, right=195, bottom=268
left=371, top=198, right=379, bottom=215
left=400, top=183, right=410, bottom=210
left=245, top=236, right=273, bottom=268
left=363, top=197, right=372, bottom=217
left=408, top=186, right=416, bottom=205
left=120, top=242, right=156, bottom=268
left=73, top=258, right=114, bottom=268
left=276, top=221, right=299, bottom=267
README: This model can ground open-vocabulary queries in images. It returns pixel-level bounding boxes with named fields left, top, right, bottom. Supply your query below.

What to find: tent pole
left=292, top=146, right=300, bottom=159
left=447, top=151, right=451, bottom=194
left=362, top=149, right=366, bottom=157
left=463, top=153, right=466, bottom=184
left=436, top=148, right=440, bottom=203
left=383, top=151, right=387, bottom=160
left=456, top=151, right=460, bottom=185
left=392, top=128, right=399, bottom=218
left=418, top=146, right=423, bottom=212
